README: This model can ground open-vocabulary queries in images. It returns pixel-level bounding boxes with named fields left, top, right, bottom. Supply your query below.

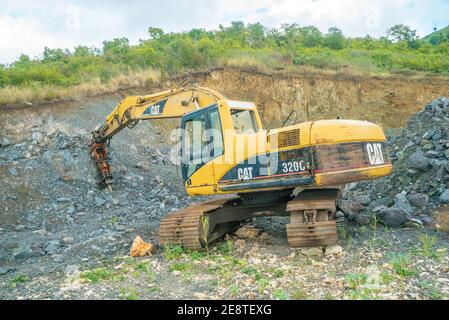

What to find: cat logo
left=143, top=99, right=167, bottom=116
left=238, top=167, right=253, bottom=181
left=366, top=143, right=385, bottom=165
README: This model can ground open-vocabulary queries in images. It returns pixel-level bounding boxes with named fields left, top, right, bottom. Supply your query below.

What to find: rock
left=354, top=195, right=371, bottom=205
left=300, top=247, right=323, bottom=257
left=130, top=236, right=155, bottom=257
left=408, top=152, right=431, bottom=171
left=135, top=162, right=150, bottom=170
left=419, top=215, right=433, bottom=225
left=0, top=267, right=15, bottom=275
left=355, top=213, right=371, bottom=226
left=407, top=192, right=429, bottom=208
left=424, top=150, right=441, bottom=158
left=57, top=197, right=71, bottom=202
left=444, top=161, right=449, bottom=172
left=63, top=237, right=74, bottom=245
left=193, top=292, right=207, bottom=300
left=439, top=189, right=449, bottom=204
left=393, top=193, right=413, bottom=214
left=444, top=149, right=449, bottom=159
left=53, top=254, right=64, bottom=263
left=324, top=244, right=343, bottom=257
left=234, top=225, right=260, bottom=239
left=8, top=167, right=18, bottom=176
left=13, top=244, right=41, bottom=260
left=44, top=240, right=62, bottom=255
left=94, top=196, right=106, bottom=206
left=31, top=131, right=44, bottom=143
left=377, top=207, right=410, bottom=228
left=14, top=224, right=25, bottom=231
left=0, top=137, right=13, bottom=147
left=339, top=199, right=363, bottom=215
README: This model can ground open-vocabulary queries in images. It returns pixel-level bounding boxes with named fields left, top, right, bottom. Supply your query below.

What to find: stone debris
left=300, top=247, right=323, bottom=257
left=130, top=236, right=155, bottom=257
left=324, top=244, right=343, bottom=257
left=343, top=97, right=449, bottom=228
left=234, top=225, right=260, bottom=239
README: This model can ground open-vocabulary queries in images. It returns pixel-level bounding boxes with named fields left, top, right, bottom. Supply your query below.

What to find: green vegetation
left=11, top=275, right=28, bottom=284
left=80, top=267, right=114, bottom=283
left=1, top=22, right=448, bottom=105
left=389, top=254, right=418, bottom=277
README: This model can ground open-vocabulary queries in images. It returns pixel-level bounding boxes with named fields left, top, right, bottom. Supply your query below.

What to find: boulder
left=324, top=244, right=343, bottom=257
left=355, top=214, right=371, bottom=226
left=393, top=193, right=413, bottom=214
left=234, top=225, right=260, bottom=239
left=408, top=152, right=431, bottom=171
left=439, top=189, right=449, bottom=204
left=130, top=236, right=155, bottom=257
left=377, top=207, right=410, bottom=228
left=339, top=199, right=363, bottom=215
left=44, top=240, right=62, bottom=255
left=407, top=192, right=429, bottom=208
left=300, top=247, right=323, bottom=257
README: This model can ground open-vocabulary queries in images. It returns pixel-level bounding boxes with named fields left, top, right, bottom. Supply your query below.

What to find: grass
left=291, top=288, right=309, bottom=300
left=389, top=254, right=418, bottom=277
left=410, top=234, right=447, bottom=261
left=273, top=289, right=289, bottom=300
left=119, top=287, right=140, bottom=300
left=80, top=268, right=114, bottom=283
left=0, top=68, right=160, bottom=106
left=11, top=275, right=28, bottom=284
left=163, top=245, right=186, bottom=261
left=418, top=280, right=445, bottom=300
left=169, top=262, right=192, bottom=272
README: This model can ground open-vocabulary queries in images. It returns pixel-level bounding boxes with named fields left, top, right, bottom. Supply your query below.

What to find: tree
left=246, top=23, right=266, bottom=48
left=42, top=47, right=67, bottom=62
left=299, top=26, right=323, bottom=47
left=386, top=24, right=419, bottom=48
left=148, top=27, right=164, bottom=40
left=324, top=27, right=346, bottom=50
left=102, top=38, right=130, bottom=56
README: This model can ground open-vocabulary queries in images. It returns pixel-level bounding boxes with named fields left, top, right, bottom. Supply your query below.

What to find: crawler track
left=159, top=198, right=238, bottom=249
left=159, top=188, right=343, bottom=250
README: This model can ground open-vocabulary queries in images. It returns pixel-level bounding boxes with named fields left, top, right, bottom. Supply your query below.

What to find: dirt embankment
left=189, top=68, right=449, bottom=128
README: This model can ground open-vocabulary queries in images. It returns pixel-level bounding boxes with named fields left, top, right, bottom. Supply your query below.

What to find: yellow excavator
left=91, top=79, right=392, bottom=249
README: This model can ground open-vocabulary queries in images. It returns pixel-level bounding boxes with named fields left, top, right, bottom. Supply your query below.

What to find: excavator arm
left=90, top=80, right=225, bottom=188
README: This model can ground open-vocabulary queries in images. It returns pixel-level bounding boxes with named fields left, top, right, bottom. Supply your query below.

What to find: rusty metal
left=90, top=139, right=113, bottom=189
left=159, top=198, right=238, bottom=249
left=286, top=188, right=341, bottom=248
left=287, top=221, right=339, bottom=247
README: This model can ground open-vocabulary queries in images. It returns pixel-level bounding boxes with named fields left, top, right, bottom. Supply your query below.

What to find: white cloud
left=0, top=14, right=75, bottom=63
left=0, top=0, right=447, bottom=64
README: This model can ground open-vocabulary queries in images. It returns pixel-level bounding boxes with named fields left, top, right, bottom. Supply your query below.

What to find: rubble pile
left=343, top=96, right=449, bottom=227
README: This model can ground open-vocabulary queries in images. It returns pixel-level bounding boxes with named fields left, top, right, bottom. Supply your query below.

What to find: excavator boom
left=91, top=80, right=225, bottom=187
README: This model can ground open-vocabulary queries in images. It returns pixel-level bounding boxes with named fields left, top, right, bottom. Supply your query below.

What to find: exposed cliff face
left=191, top=68, right=449, bottom=129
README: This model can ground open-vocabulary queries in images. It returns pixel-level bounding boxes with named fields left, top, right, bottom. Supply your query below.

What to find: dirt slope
left=192, top=68, right=449, bottom=128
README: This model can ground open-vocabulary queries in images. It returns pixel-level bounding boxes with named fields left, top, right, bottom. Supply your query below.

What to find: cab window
left=231, top=109, right=257, bottom=134
left=183, top=112, right=207, bottom=179
left=181, top=106, right=224, bottom=181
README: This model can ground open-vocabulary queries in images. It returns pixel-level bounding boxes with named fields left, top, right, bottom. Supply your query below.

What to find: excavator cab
left=180, top=100, right=265, bottom=194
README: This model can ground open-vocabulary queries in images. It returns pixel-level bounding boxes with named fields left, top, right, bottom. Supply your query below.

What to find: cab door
left=180, top=105, right=223, bottom=190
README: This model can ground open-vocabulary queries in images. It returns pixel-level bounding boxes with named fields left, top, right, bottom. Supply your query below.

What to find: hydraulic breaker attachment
left=90, top=138, right=113, bottom=191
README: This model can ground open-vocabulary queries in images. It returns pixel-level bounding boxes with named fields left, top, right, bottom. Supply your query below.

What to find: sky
left=0, top=0, right=448, bottom=64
